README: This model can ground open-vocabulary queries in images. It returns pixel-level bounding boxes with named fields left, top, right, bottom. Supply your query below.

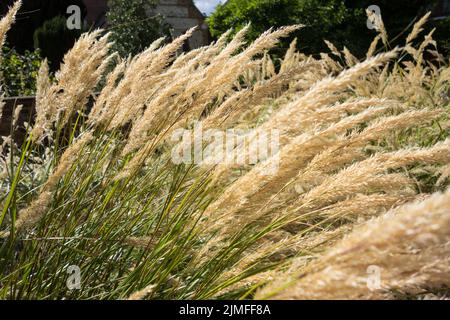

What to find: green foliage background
left=106, top=0, right=171, bottom=57
left=207, top=0, right=450, bottom=58
left=0, top=46, right=41, bottom=96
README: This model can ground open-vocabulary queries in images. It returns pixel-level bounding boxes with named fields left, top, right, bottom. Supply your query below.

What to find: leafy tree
left=207, top=0, right=445, bottom=58
left=106, top=0, right=171, bottom=57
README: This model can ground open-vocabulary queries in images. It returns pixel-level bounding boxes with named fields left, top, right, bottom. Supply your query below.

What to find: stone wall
left=83, top=0, right=108, bottom=28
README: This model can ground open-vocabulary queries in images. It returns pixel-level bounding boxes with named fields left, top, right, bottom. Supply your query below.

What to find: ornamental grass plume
left=35, top=59, right=51, bottom=117
left=295, top=139, right=450, bottom=213
left=290, top=109, right=444, bottom=193
left=211, top=49, right=399, bottom=180
left=31, top=32, right=113, bottom=141
left=256, top=188, right=450, bottom=299
left=204, top=107, right=391, bottom=227
left=105, top=29, right=197, bottom=131
left=291, top=109, right=440, bottom=195
left=121, top=25, right=301, bottom=158
left=406, top=12, right=431, bottom=45
left=127, top=284, right=156, bottom=300
left=257, top=50, right=399, bottom=137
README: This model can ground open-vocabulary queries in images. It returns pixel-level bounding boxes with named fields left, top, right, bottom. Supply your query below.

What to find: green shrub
left=0, top=46, right=41, bottom=96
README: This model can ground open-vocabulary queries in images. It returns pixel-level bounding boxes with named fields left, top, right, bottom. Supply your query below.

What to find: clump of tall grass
left=0, top=1, right=449, bottom=299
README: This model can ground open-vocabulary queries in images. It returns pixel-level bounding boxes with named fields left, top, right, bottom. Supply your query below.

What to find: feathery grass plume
left=262, top=52, right=276, bottom=79
left=106, top=29, right=202, bottom=135
left=268, top=126, right=447, bottom=226
left=375, top=63, right=390, bottom=95
left=171, top=27, right=234, bottom=69
left=351, top=109, right=443, bottom=144
left=127, top=284, right=156, bottom=300
left=366, top=34, right=382, bottom=58
left=299, top=97, right=397, bottom=130
left=257, top=189, right=450, bottom=299
left=0, top=132, right=93, bottom=238
left=118, top=69, right=193, bottom=155
left=296, top=139, right=450, bottom=213
left=169, top=45, right=207, bottom=70
left=290, top=108, right=444, bottom=193
left=208, top=97, right=397, bottom=181
left=146, top=27, right=196, bottom=73
left=88, top=57, right=126, bottom=125
left=319, top=53, right=342, bottom=73
left=201, top=107, right=390, bottom=247
left=435, top=65, right=450, bottom=92
left=12, top=104, right=22, bottom=128
left=35, top=59, right=51, bottom=107
left=168, top=26, right=301, bottom=126
left=0, top=1, right=21, bottom=54
left=32, top=59, right=51, bottom=139
left=343, top=47, right=359, bottom=67
left=170, top=26, right=301, bottom=128
left=271, top=173, right=415, bottom=238
left=202, top=64, right=314, bottom=131
left=201, top=221, right=361, bottom=298
left=283, top=193, right=419, bottom=237
left=210, top=24, right=251, bottom=65
left=208, top=25, right=302, bottom=84
left=31, top=32, right=112, bottom=141
left=258, top=50, right=398, bottom=137
left=324, top=40, right=341, bottom=58
left=106, top=28, right=198, bottom=130
left=414, top=29, right=436, bottom=68
left=314, top=193, right=416, bottom=222
left=120, top=26, right=301, bottom=164
left=210, top=225, right=355, bottom=297
left=171, top=29, right=232, bottom=71
left=57, top=32, right=113, bottom=127
left=211, top=50, right=399, bottom=181
left=280, top=38, right=298, bottom=73
left=435, top=164, right=450, bottom=186
left=406, top=12, right=431, bottom=45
